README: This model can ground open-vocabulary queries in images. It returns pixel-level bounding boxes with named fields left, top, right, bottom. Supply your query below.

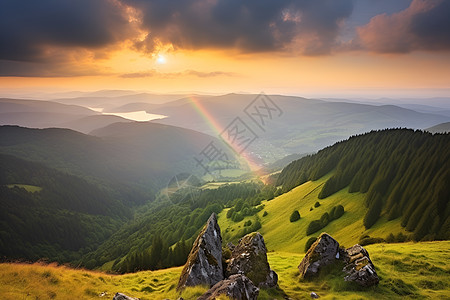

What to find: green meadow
left=1, top=241, right=449, bottom=299
left=219, top=175, right=408, bottom=251
left=2, top=178, right=449, bottom=299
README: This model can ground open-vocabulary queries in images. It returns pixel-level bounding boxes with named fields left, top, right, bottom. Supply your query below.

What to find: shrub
left=306, top=220, right=322, bottom=235
left=305, top=236, right=317, bottom=252
left=314, top=201, right=321, bottom=208
left=386, top=233, right=395, bottom=243
left=290, top=210, right=301, bottom=222
left=396, top=232, right=408, bottom=242
left=262, top=211, right=268, bottom=217
left=226, top=208, right=235, bottom=219
left=320, top=212, right=330, bottom=227
left=232, top=212, right=244, bottom=222
left=359, top=235, right=385, bottom=246
left=244, top=220, right=252, bottom=227
left=334, top=205, right=344, bottom=219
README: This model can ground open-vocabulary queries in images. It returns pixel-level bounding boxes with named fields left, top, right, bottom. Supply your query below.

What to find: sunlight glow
left=156, top=54, right=167, bottom=64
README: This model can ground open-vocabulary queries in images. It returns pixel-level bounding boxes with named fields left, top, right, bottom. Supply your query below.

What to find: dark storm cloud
left=0, top=0, right=130, bottom=62
left=410, top=0, right=450, bottom=50
left=356, top=0, right=450, bottom=53
left=124, top=0, right=354, bottom=55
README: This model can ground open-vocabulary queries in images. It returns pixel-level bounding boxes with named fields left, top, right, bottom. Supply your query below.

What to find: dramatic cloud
left=124, top=0, right=354, bottom=55
left=120, top=69, right=236, bottom=79
left=0, top=0, right=134, bottom=76
left=356, top=0, right=450, bottom=53
left=0, top=0, right=132, bottom=62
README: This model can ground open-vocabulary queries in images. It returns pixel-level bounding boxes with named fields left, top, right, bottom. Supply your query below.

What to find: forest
left=277, top=129, right=450, bottom=241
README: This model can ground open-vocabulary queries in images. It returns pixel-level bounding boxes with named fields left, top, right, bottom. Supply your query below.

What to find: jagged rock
left=112, top=293, right=139, bottom=300
left=343, top=244, right=379, bottom=287
left=226, top=232, right=278, bottom=288
left=198, top=274, right=259, bottom=300
left=177, top=213, right=223, bottom=290
left=227, top=242, right=235, bottom=251
left=298, top=233, right=340, bottom=279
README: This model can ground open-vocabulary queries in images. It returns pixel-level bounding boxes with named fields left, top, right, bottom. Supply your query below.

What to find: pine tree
left=363, top=194, right=382, bottom=229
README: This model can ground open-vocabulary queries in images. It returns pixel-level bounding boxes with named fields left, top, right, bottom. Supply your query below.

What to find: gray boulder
left=198, top=274, right=259, bottom=300
left=226, top=232, right=278, bottom=288
left=298, top=233, right=340, bottom=279
left=343, top=244, right=379, bottom=287
left=177, top=213, right=224, bottom=290
left=112, top=293, right=139, bottom=300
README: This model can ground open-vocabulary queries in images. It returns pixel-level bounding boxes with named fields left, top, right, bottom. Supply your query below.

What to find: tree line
left=277, top=129, right=450, bottom=241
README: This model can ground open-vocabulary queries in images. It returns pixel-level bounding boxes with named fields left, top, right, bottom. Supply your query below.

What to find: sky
left=0, top=0, right=450, bottom=98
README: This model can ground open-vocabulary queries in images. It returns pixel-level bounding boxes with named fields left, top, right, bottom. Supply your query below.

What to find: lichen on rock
left=298, top=233, right=340, bottom=279
left=226, top=232, right=278, bottom=288
left=177, top=213, right=224, bottom=290
left=198, top=274, right=259, bottom=300
left=298, top=233, right=379, bottom=288
left=343, top=244, right=379, bottom=287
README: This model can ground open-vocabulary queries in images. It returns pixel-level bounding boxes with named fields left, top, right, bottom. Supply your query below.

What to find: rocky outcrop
left=198, top=274, right=259, bottom=300
left=298, top=233, right=379, bottom=287
left=298, top=233, right=340, bottom=279
left=343, top=244, right=379, bottom=287
left=177, top=213, right=223, bottom=290
left=112, top=293, right=139, bottom=300
left=226, top=232, right=278, bottom=288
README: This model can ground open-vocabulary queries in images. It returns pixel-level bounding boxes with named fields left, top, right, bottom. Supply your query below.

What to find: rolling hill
left=1, top=127, right=449, bottom=298
left=0, top=98, right=134, bottom=133
left=0, top=124, right=238, bottom=200
left=0, top=123, right=241, bottom=265
left=82, top=129, right=449, bottom=275
left=0, top=153, right=129, bottom=263
left=426, top=121, right=450, bottom=133
left=145, top=94, right=450, bottom=162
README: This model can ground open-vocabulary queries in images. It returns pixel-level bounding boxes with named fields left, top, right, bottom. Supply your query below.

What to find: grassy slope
left=1, top=178, right=449, bottom=299
left=219, top=174, right=408, bottom=252
left=6, top=184, right=42, bottom=192
left=270, top=242, right=450, bottom=299
left=1, top=242, right=449, bottom=299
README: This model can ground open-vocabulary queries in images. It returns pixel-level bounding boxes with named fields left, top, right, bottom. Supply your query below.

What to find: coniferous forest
left=277, top=129, right=450, bottom=241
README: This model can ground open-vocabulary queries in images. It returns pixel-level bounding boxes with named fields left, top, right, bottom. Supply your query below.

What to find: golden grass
left=0, top=262, right=184, bottom=300
left=268, top=241, right=450, bottom=299
left=1, top=241, right=448, bottom=299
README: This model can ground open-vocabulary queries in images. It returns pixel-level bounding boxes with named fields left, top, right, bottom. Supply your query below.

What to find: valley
left=0, top=93, right=449, bottom=299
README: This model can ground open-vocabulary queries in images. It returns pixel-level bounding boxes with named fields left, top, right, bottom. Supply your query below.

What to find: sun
left=156, top=54, right=167, bottom=64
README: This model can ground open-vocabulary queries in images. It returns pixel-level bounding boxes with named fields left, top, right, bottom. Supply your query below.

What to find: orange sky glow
left=1, top=0, right=449, bottom=98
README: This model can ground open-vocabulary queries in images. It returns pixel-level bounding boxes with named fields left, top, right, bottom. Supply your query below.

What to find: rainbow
left=187, top=95, right=262, bottom=174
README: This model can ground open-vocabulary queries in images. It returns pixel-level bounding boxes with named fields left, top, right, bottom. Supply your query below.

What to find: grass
left=6, top=184, right=42, bottom=193
left=219, top=175, right=408, bottom=252
left=0, top=262, right=202, bottom=300
left=268, top=241, right=450, bottom=299
left=1, top=242, right=448, bottom=299
left=200, top=181, right=240, bottom=190
left=1, top=178, right=448, bottom=299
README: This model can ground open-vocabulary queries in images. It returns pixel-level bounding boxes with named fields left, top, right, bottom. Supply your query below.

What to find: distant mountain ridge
left=0, top=98, right=134, bottom=133
left=146, top=93, right=450, bottom=161
left=426, top=122, right=450, bottom=133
